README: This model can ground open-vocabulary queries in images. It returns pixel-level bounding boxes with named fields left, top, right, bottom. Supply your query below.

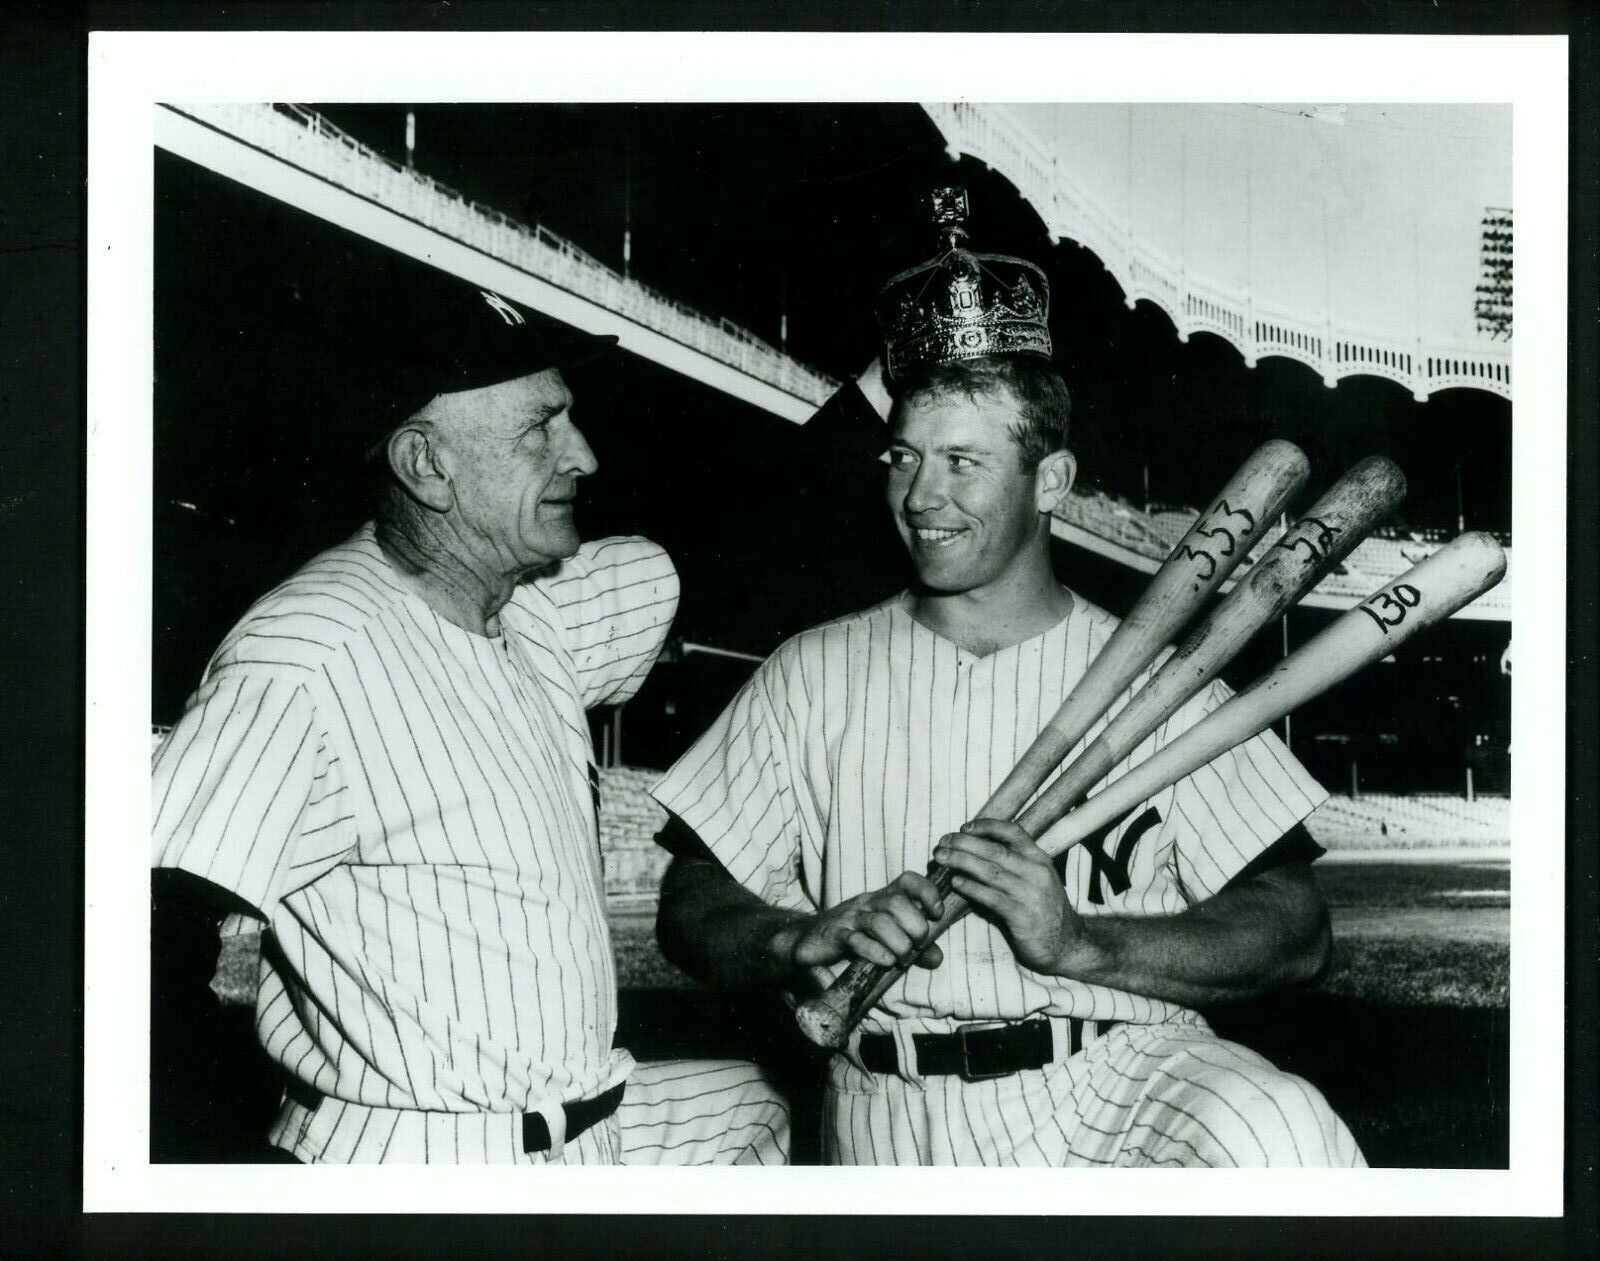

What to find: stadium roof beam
left=153, top=103, right=836, bottom=424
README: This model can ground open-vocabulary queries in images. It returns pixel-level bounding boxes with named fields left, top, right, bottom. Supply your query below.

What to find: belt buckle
left=956, top=1020, right=1012, bottom=1081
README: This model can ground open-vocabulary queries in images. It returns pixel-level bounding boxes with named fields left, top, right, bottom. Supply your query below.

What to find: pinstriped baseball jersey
left=153, top=523, right=678, bottom=1121
left=652, top=590, right=1327, bottom=1031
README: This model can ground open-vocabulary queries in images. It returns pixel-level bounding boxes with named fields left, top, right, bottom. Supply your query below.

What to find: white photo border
left=86, top=30, right=1569, bottom=1215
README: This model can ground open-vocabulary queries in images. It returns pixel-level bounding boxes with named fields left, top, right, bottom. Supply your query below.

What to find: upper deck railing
left=169, top=103, right=839, bottom=411
left=924, top=102, right=1512, bottom=404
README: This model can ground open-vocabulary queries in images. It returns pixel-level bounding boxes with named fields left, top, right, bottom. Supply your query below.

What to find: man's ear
left=1035, top=449, right=1077, bottom=513
left=385, top=422, right=454, bottom=513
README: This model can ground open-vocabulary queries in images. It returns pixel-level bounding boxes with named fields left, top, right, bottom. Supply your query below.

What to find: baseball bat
left=1018, top=531, right=1507, bottom=852
left=795, top=532, right=1505, bottom=1049
left=789, top=443, right=1303, bottom=1047
left=980, top=438, right=1309, bottom=822
left=795, top=455, right=1407, bottom=1048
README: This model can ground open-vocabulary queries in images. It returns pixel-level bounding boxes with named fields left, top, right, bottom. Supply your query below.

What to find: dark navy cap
left=338, top=265, right=618, bottom=442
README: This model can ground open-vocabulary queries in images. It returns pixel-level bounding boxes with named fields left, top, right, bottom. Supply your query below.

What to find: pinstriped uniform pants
left=822, top=1014, right=1364, bottom=1167
left=616, top=1059, right=791, bottom=1165
left=269, top=1059, right=790, bottom=1165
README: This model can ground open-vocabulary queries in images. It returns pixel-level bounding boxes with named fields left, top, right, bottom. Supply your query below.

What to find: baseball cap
left=337, top=264, right=619, bottom=443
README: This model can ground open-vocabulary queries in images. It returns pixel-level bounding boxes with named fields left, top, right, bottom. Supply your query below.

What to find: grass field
left=1318, top=853, right=1509, bottom=1009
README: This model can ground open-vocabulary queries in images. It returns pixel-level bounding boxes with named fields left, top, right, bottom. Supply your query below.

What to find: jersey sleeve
left=649, top=660, right=812, bottom=913
left=1158, top=677, right=1329, bottom=902
left=535, top=536, right=680, bottom=709
left=152, top=664, right=355, bottom=918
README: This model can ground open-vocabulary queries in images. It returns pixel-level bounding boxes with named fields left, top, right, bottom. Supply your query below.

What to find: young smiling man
left=651, top=191, right=1363, bottom=1167
left=885, top=357, right=1077, bottom=657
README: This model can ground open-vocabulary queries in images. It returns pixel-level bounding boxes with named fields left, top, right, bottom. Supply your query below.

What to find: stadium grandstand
left=1307, top=792, right=1510, bottom=851
left=152, top=100, right=1511, bottom=874
left=924, top=103, right=1513, bottom=404
left=155, top=102, right=1512, bottom=623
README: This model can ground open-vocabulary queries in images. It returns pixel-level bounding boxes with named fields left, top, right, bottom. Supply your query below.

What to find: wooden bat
left=795, top=455, right=1409, bottom=1048
left=786, top=443, right=1303, bottom=1045
left=797, top=532, right=1504, bottom=1048
left=1015, top=532, right=1507, bottom=853
left=979, top=438, right=1309, bottom=823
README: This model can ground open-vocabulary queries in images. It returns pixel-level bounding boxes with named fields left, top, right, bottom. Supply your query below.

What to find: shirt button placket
left=951, top=659, right=970, bottom=833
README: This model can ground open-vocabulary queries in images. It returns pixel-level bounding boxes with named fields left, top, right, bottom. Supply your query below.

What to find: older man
left=153, top=272, right=788, bottom=1165
left=652, top=191, right=1362, bottom=1167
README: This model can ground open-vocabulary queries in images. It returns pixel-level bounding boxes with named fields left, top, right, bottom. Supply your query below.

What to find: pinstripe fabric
left=264, top=1058, right=789, bottom=1165
left=154, top=524, right=690, bottom=1157
left=653, top=591, right=1327, bottom=1032
left=653, top=590, right=1357, bottom=1168
left=822, top=1013, right=1363, bottom=1167
left=617, top=1060, right=791, bottom=1166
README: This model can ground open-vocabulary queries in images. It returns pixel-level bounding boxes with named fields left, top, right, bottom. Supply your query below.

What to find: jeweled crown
left=874, top=187, right=1052, bottom=381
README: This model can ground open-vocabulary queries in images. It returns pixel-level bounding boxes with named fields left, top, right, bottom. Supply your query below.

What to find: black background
left=2, top=1, right=1595, bottom=1257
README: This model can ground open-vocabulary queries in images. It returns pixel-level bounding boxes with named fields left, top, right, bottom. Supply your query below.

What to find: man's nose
left=902, top=463, right=946, bottom=514
left=561, top=421, right=600, bottom=477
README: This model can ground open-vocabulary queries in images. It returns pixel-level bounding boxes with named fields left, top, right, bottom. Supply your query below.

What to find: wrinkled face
left=429, top=368, right=598, bottom=573
left=884, top=385, right=1053, bottom=595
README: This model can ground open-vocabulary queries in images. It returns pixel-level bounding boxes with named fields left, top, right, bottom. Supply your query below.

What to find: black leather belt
left=858, top=1018, right=1119, bottom=1080
left=522, top=1082, right=626, bottom=1154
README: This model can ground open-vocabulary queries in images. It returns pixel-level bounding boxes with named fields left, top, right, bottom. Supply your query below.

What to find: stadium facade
left=152, top=102, right=1511, bottom=860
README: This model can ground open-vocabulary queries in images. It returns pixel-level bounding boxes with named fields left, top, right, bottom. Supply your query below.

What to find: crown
left=874, top=186, right=1052, bottom=381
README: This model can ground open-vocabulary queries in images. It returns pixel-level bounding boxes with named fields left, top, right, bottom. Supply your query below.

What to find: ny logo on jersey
left=479, top=290, right=526, bottom=326
left=1070, top=806, right=1162, bottom=905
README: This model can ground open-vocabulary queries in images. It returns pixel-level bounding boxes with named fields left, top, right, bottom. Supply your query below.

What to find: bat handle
left=794, top=958, right=886, bottom=1050
left=794, top=861, right=968, bottom=1049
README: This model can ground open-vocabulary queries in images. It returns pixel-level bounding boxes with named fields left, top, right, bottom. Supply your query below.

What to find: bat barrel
left=795, top=442, right=1310, bottom=1049
left=1028, top=532, right=1507, bottom=854
left=979, top=439, right=1307, bottom=821
left=1016, top=455, right=1405, bottom=841
left=795, top=533, right=1504, bottom=1051
left=793, top=451, right=1412, bottom=1052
